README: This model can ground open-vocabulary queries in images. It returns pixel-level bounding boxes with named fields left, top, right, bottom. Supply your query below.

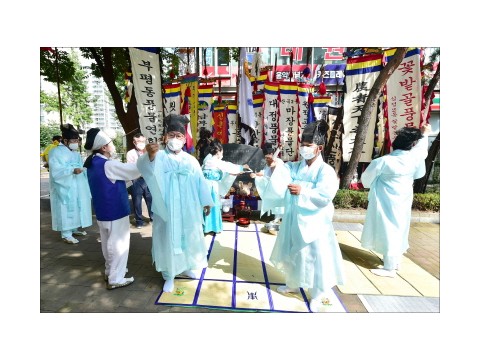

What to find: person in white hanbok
left=48, top=124, right=92, bottom=244
left=202, top=138, right=250, bottom=234
left=83, top=128, right=141, bottom=289
left=137, top=115, right=214, bottom=293
left=255, top=120, right=344, bottom=312
left=360, top=124, right=431, bottom=277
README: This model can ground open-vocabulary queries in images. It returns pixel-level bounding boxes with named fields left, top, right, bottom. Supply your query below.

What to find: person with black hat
left=137, top=114, right=214, bottom=293
left=83, top=127, right=141, bottom=290
left=360, top=124, right=431, bottom=278
left=254, top=120, right=344, bottom=312
left=48, top=124, right=92, bottom=244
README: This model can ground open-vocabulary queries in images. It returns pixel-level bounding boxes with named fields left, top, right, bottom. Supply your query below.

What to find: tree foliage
left=40, top=123, right=62, bottom=149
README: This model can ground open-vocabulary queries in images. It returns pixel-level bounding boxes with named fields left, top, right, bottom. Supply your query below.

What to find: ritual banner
left=326, top=105, right=343, bottom=175
left=180, top=74, right=199, bottom=149
left=197, top=84, right=214, bottom=136
left=249, top=69, right=269, bottom=92
left=227, top=104, right=238, bottom=144
left=384, top=48, right=422, bottom=151
left=162, top=83, right=181, bottom=117
left=297, top=84, right=313, bottom=142
left=262, top=81, right=280, bottom=148
left=278, top=82, right=299, bottom=161
left=212, top=103, right=228, bottom=144
left=312, top=96, right=331, bottom=122
left=252, top=93, right=265, bottom=147
left=129, top=48, right=164, bottom=144
left=342, top=53, right=383, bottom=162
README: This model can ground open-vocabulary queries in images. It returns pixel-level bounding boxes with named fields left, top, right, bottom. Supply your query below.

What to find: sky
left=2, top=1, right=479, bottom=359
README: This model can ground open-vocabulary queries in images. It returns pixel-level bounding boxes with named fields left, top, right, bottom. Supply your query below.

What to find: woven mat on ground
left=155, top=222, right=346, bottom=313
left=358, top=295, right=440, bottom=312
left=335, top=229, right=439, bottom=297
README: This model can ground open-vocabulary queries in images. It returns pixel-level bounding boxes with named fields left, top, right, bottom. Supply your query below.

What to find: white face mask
left=136, top=142, right=146, bottom=150
left=299, top=145, right=317, bottom=160
left=68, top=143, right=79, bottom=151
left=167, top=138, right=184, bottom=152
left=217, top=151, right=223, bottom=160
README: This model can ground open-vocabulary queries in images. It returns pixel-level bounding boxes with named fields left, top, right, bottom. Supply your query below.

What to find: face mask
left=68, top=143, right=79, bottom=151
left=136, top=142, right=146, bottom=150
left=299, top=145, right=316, bottom=160
left=167, top=138, right=184, bottom=152
left=217, top=151, right=223, bottom=160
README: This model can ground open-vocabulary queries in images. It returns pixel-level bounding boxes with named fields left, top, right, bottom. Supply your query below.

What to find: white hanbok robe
left=48, top=144, right=92, bottom=232
left=360, top=136, right=429, bottom=257
left=256, top=156, right=344, bottom=297
left=137, top=148, right=214, bottom=278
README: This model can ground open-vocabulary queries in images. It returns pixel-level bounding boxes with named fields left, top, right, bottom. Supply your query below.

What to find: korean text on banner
left=385, top=48, right=422, bottom=151
left=342, top=53, right=383, bottom=162
left=129, top=48, right=164, bottom=144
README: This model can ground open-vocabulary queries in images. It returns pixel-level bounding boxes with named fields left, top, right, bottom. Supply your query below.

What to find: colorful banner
left=252, top=93, right=265, bottom=147
left=262, top=81, right=280, bottom=148
left=162, top=83, right=181, bottom=117
left=129, top=47, right=164, bottom=144
left=273, top=64, right=346, bottom=85
left=312, top=96, right=331, bottom=122
left=384, top=48, right=422, bottom=150
left=342, top=53, right=383, bottom=162
left=249, top=69, right=269, bottom=92
left=238, top=48, right=256, bottom=144
left=197, top=84, right=214, bottom=136
left=297, top=84, right=313, bottom=147
left=278, top=82, right=299, bottom=161
left=227, top=104, right=238, bottom=144
left=180, top=75, right=199, bottom=149
left=212, top=104, right=228, bottom=144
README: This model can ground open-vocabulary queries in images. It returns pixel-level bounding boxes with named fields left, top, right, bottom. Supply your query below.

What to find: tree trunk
left=422, top=63, right=440, bottom=121
left=340, top=47, right=409, bottom=189
left=413, top=132, right=440, bottom=193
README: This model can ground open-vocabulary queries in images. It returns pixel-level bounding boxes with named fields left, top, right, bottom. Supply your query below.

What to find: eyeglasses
left=166, top=132, right=185, bottom=140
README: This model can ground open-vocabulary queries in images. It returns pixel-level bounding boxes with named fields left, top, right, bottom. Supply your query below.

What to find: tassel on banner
left=289, top=51, right=294, bottom=81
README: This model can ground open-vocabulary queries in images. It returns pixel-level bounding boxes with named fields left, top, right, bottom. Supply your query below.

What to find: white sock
left=180, top=270, right=197, bottom=279
left=277, top=285, right=300, bottom=294
left=163, top=279, right=174, bottom=292
left=371, top=268, right=396, bottom=278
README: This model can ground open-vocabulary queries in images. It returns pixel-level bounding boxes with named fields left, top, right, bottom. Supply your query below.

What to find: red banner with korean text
left=384, top=48, right=423, bottom=152
left=342, top=53, right=383, bottom=162
left=212, top=104, right=228, bottom=144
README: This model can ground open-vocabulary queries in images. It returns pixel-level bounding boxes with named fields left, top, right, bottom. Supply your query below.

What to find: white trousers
left=97, top=215, right=131, bottom=284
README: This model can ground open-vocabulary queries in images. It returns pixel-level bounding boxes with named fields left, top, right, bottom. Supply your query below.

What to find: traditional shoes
left=106, top=277, right=134, bottom=290
left=63, top=236, right=79, bottom=244
left=277, top=285, right=300, bottom=294
left=73, top=230, right=87, bottom=236
left=370, top=268, right=397, bottom=278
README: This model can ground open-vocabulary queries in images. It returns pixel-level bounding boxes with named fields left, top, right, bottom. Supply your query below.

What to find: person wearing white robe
left=361, top=124, right=431, bottom=277
left=137, top=115, right=214, bottom=293
left=202, top=139, right=250, bottom=234
left=48, top=124, right=92, bottom=244
left=83, top=128, right=141, bottom=289
left=255, top=120, right=344, bottom=312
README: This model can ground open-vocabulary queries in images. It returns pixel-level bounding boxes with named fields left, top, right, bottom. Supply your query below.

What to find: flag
left=181, top=87, right=195, bottom=153
left=238, top=48, right=256, bottom=144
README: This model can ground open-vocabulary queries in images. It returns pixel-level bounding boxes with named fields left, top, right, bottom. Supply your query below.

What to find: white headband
left=92, top=130, right=112, bottom=151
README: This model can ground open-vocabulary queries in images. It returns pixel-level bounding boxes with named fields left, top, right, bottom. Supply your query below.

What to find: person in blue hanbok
left=48, top=124, right=92, bottom=244
left=255, top=120, right=344, bottom=312
left=360, top=124, right=431, bottom=277
left=137, top=115, right=215, bottom=293
left=202, top=139, right=251, bottom=234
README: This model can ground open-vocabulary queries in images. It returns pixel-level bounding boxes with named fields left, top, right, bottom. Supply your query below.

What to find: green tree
left=40, top=123, right=62, bottom=149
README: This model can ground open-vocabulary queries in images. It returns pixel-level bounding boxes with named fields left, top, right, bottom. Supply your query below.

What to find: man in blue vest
left=83, top=128, right=141, bottom=290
